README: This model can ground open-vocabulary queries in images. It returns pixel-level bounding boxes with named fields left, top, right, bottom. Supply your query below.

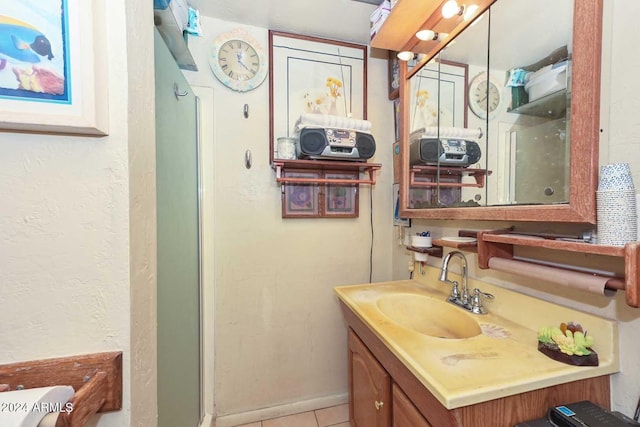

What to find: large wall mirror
left=399, top=0, right=602, bottom=223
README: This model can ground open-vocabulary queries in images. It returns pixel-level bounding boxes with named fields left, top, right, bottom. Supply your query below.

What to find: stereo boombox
left=410, top=131, right=481, bottom=167
left=296, top=126, right=376, bottom=161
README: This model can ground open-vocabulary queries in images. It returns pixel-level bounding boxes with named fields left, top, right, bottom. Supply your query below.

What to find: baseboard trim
left=214, top=393, right=349, bottom=427
left=199, top=413, right=214, bottom=427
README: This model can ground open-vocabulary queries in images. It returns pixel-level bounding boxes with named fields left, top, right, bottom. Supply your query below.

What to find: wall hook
left=244, top=104, right=249, bottom=118
left=245, top=150, right=252, bottom=169
left=174, top=83, right=189, bottom=100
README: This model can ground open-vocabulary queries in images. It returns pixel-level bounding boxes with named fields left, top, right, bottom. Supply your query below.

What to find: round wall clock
left=209, top=29, right=268, bottom=92
left=468, top=71, right=504, bottom=120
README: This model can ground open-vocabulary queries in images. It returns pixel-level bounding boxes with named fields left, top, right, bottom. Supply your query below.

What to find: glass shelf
left=410, top=165, right=491, bottom=188
left=508, top=89, right=568, bottom=119
left=154, top=8, right=198, bottom=71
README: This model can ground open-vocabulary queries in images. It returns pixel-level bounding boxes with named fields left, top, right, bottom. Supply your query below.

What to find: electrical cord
left=369, top=186, right=374, bottom=283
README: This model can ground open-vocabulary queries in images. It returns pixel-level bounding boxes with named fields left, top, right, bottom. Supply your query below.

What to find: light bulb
left=463, top=4, right=479, bottom=20
left=416, top=30, right=436, bottom=41
left=397, top=51, right=414, bottom=61
left=442, top=0, right=462, bottom=19
left=469, top=13, right=484, bottom=27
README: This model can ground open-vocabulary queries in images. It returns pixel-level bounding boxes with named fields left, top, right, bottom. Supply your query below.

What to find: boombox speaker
left=410, top=137, right=481, bottom=167
left=297, top=127, right=376, bottom=161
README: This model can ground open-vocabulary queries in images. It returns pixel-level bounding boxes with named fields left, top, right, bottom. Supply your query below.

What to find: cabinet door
left=392, top=383, right=433, bottom=427
left=348, top=329, right=391, bottom=427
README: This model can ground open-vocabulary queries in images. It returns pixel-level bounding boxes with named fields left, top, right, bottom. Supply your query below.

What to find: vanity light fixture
left=396, top=51, right=428, bottom=62
left=442, top=0, right=464, bottom=18
left=463, top=4, right=479, bottom=20
left=397, top=51, right=415, bottom=61
left=442, top=0, right=478, bottom=20
left=415, top=29, right=447, bottom=41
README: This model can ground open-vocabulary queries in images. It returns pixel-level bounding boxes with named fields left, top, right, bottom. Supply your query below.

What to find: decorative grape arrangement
left=537, top=322, right=599, bottom=366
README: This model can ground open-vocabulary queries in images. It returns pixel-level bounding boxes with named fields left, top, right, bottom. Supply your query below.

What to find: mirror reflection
left=406, top=0, right=573, bottom=209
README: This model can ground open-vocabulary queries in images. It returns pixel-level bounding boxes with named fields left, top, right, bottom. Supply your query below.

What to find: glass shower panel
left=154, top=29, right=201, bottom=427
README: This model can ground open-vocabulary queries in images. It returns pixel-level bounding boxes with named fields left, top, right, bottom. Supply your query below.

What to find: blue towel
left=154, top=0, right=171, bottom=10
left=185, top=7, right=203, bottom=36
left=507, top=68, right=529, bottom=87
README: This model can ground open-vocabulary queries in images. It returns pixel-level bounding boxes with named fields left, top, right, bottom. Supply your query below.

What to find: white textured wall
left=126, top=0, right=158, bottom=425
left=0, top=0, right=156, bottom=425
left=183, top=16, right=394, bottom=421
left=606, top=2, right=640, bottom=181
left=602, top=0, right=640, bottom=415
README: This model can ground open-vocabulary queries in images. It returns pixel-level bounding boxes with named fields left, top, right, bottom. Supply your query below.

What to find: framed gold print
left=269, top=30, right=367, bottom=164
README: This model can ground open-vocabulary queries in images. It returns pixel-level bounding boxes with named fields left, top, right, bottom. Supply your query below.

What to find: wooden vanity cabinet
left=350, top=329, right=433, bottom=427
left=348, top=329, right=391, bottom=427
left=342, top=301, right=611, bottom=427
left=392, top=383, right=433, bottom=427
left=348, top=329, right=442, bottom=427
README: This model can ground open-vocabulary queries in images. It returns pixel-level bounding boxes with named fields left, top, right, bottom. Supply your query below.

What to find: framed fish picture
left=0, top=0, right=108, bottom=136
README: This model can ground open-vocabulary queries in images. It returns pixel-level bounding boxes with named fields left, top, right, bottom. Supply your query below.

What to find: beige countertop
left=334, top=266, right=619, bottom=409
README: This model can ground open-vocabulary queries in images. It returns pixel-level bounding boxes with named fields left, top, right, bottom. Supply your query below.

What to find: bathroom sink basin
left=376, top=293, right=482, bottom=339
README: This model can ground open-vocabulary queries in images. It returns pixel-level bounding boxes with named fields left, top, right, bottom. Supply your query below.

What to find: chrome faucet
left=439, top=251, right=494, bottom=314
left=439, top=250, right=470, bottom=307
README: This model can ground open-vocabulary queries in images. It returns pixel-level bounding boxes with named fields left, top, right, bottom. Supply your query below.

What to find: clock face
left=217, top=40, right=260, bottom=82
left=209, top=30, right=268, bottom=92
left=469, top=72, right=503, bottom=119
left=475, top=81, right=500, bottom=113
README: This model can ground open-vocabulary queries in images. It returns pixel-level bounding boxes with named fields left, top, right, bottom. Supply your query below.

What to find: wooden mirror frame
left=399, top=0, right=603, bottom=224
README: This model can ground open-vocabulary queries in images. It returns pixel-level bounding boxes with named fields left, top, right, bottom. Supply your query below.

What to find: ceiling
left=188, top=0, right=378, bottom=45
left=440, top=0, right=572, bottom=71
left=188, top=0, right=573, bottom=70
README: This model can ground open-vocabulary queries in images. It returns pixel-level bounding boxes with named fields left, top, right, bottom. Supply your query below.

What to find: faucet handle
left=470, top=288, right=494, bottom=314
left=443, top=280, right=461, bottom=302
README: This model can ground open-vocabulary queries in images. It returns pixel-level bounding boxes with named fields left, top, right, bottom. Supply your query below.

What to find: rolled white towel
left=420, top=126, right=483, bottom=140
left=295, top=113, right=372, bottom=133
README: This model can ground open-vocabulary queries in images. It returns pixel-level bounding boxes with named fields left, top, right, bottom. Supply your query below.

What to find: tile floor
left=234, top=403, right=350, bottom=427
